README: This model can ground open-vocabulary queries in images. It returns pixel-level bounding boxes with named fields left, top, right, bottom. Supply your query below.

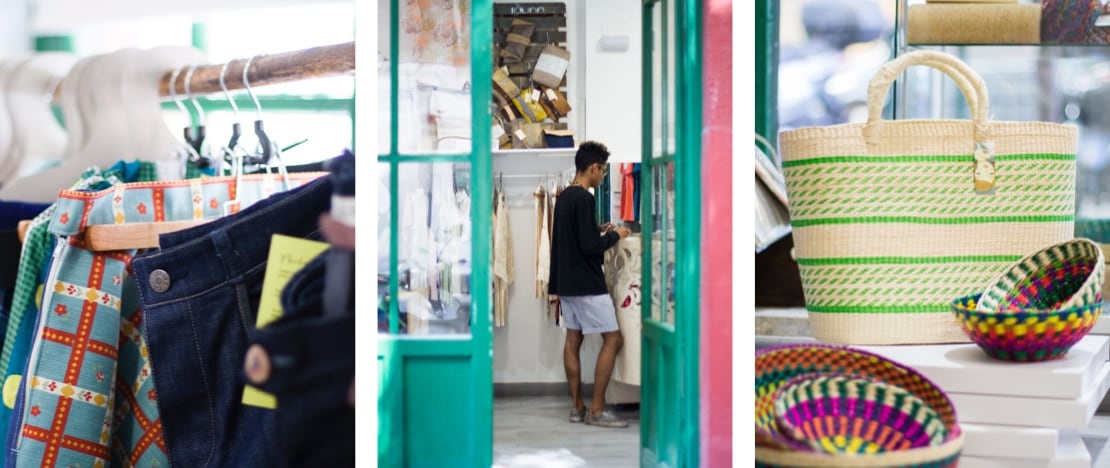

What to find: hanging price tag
left=531, top=89, right=541, bottom=102
left=514, top=129, right=527, bottom=141
left=546, top=88, right=558, bottom=101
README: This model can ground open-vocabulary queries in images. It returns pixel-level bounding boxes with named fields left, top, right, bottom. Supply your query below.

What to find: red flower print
left=148, top=389, right=157, bottom=401
left=83, top=392, right=92, bottom=402
left=141, top=369, right=149, bottom=378
left=210, top=198, right=218, bottom=209
left=30, top=406, right=40, bottom=417
left=59, top=213, right=69, bottom=225
left=622, top=296, right=632, bottom=308
left=54, top=304, right=66, bottom=316
left=47, top=382, right=56, bottom=392
left=66, top=285, right=77, bottom=295
left=137, top=203, right=147, bottom=215
left=96, top=371, right=104, bottom=383
left=113, top=275, right=121, bottom=286
left=193, top=195, right=202, bottom=205
left=101, top=294, right=111, bottom=304
left=435, top=23, right=458, bottom=47
left=113, top=194, right=122, bottom=203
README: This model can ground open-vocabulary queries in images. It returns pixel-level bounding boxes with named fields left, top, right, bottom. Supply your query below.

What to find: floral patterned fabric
left=11, top=173, right=325, bottom=468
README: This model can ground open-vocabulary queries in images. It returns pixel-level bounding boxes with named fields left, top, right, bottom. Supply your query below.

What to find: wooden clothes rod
left=161, top=41, right=355, bottom=97
left=52, top=41, right=355, bottom=101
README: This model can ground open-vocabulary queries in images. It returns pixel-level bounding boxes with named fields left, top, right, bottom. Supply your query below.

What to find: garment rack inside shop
left=51, top=41, right=355, bottom=101
left=17, top=41, right=356, bottom=248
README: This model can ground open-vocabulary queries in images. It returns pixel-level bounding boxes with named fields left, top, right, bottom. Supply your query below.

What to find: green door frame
left=377, top=0, right=493, bottom=466
left=640, top=0, right=702, bottom=466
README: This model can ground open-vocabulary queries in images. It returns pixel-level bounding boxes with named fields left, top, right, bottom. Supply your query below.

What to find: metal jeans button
left=149, top=269, right=171, bottom=293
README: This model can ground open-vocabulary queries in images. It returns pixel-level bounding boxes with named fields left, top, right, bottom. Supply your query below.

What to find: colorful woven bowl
left=952, top=294, right=1102, bottom=362
left=755, top=344, right=960, bottom=451
left=754, top=434, right=965, bottom=468
left=773, top=374, right=948, bottom=454
left=975, top=238, right=1105, bottom=313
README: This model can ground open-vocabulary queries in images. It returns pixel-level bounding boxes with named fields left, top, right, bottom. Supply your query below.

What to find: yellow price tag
left=242, top=234, right=330, bottom=409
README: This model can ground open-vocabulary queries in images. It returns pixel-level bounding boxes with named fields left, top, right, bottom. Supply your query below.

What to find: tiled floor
left=494, top=395, right=640, bottom=468
left=495, top=395, right=1110, bottom=467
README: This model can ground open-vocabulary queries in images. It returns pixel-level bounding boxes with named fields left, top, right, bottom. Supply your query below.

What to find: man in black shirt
left=549, top=141, right=631, bottom=428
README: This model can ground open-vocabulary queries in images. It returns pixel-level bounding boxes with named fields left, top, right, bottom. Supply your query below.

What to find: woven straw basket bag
left=778, top=50, right=1077, bottom=345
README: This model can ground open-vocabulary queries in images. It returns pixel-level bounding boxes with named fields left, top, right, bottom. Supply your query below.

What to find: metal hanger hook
left=184, top=63, right=206, bottom=126
left=219, top=60, right=240, bottom=122
left=242, top=54, right=263, bottom=121
left=169, top=66, right=190, bottom=120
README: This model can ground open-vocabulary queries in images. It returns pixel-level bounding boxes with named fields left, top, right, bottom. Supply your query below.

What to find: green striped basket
left=778, top=50, right=1077, bottom=345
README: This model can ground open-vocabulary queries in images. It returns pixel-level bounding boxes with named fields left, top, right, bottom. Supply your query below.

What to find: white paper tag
left=546, top=88, right=557, bottom=101
left=492, top=124, right=506, bottom=141
left=514, top=129, right=527, bottom=141
left=531, top=89, right=541, bottom=102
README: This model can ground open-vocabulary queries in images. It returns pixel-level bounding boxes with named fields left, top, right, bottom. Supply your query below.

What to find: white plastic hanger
left=53, top=54, right=94, bottom=161
left=0, top=52, right=77, bottom=183
left=0, top=46, right=205, bottom=202
left=0, top=60, right=20, bottom=186
left=0, top=50, right=132, bottom=202
left=121, top=46, right=207, bottom=176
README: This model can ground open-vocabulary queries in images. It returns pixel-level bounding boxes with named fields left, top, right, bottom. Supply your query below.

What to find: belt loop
left=211, top=228, right=246, bottom=283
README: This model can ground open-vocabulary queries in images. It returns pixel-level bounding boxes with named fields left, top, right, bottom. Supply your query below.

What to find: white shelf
left=959, top=432, right=1090, bottom=468
left=961, top=423, right=1059, bottom=459
left=949, top=362, right=1110, bottom=428
left=858, top=336, right=1110, bottom=400
left=493, top=148, right=577, bottom=157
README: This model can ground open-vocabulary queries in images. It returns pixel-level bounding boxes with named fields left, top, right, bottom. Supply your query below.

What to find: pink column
left=700, top=0, right=732, bottom=465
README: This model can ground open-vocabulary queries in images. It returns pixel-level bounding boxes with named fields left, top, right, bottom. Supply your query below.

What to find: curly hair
left=575, top=141, right=610, bottom=173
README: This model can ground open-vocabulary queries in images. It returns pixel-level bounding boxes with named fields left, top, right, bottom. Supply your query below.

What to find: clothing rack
left=51, top=41, right=355, bottom=102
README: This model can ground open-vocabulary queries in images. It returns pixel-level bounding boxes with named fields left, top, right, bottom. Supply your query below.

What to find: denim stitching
left=184, top=300, right=217, bottom=467
left=137, top=262, right=266, bottom=310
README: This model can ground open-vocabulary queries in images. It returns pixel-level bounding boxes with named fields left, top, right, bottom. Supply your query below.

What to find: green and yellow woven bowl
left=755, top=344, right=960, bottom=451
left=975, top=238, right=1104, bottom=313
left=754, top=434, right=965, bottom=468
left=773, top=374, right=948, bottom=454
left=952, top=294, right=1101, bottom=362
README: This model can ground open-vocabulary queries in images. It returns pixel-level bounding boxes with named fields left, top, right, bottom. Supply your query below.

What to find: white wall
left=30, top=0, right=349, bottom=33
left=0, top=0, right=31, bottom=56
left=582, top=0, right=643, bottom=163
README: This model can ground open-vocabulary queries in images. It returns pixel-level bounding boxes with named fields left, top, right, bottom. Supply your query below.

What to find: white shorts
left=560, top=294, right=619, bottom=334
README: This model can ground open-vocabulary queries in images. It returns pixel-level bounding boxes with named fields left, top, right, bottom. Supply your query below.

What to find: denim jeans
left=130, top=176, right=330, bottom=467
left=244, top=252, right=355, bottom=467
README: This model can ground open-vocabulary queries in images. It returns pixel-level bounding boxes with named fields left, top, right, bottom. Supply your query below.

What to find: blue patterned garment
left=11, top=172, right=325, bottom=467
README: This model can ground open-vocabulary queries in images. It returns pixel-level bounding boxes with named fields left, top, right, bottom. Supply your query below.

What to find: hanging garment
left=0, top=161, right=161, bottom=466
left=619, top=164, right=635, bottom=222
left=0, top=161, right=158, bottom=408
left=492, top=190, right=513, bottom=327
left=632, top=163, right=642, bottom=222
left=604, top=236, right=643, bottom=386
left=9, top=172, right=325, bottom=468
left=246, top=252, right=354, bottom=468
left=534, top=186, right=551, bottom=299
left=243, top=161, right=356, bottom=465
left=129, top=174, right=330, bottom=468
left=399, top=0, right=471, bottom=67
